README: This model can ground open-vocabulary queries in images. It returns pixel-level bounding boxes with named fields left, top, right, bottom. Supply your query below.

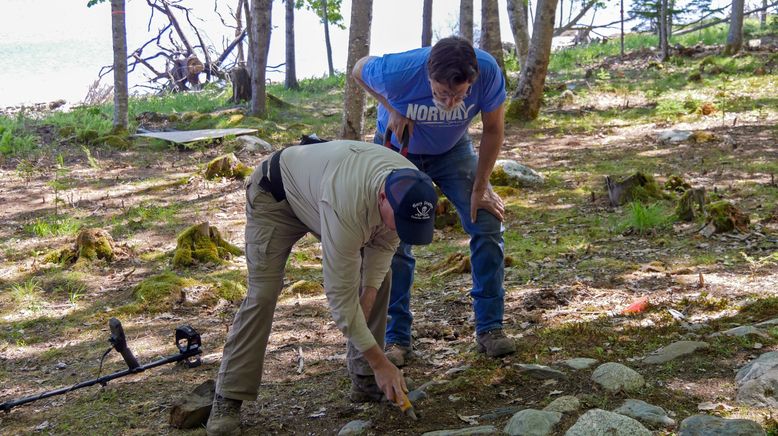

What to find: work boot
left=349, top=373, right=385, bottom=403
left=476, top=329, right=516, bottom=358
left=384, top=343, right=412, bottom=368
left=206, top=394, right=242, bottom=436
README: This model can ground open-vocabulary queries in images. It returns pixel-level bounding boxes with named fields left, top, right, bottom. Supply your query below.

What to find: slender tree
left=297, top=0, right=344, bottom=77
left=724, top=0, right=745, bottom=54
left=285, top=0, right=299, bottom=89
left=620, top=0, right=625, bottom=57
left=236, top=0, right=246, bottom=64
left=480, top=0, right=505, bottom=74
left=460, top=0, right=474, bottom=41
left=506, top=0, right=559, bottom=121
left=340, top=0, right=373, bottom=139
left=110, top=0, right=128, bottom=131
left=762, top=0, right=768, bottom=27
left=507, top=0, right=530, bottom=68
left=249, top=0, right=273, bottom=117
left=659, top=0, right=669, bottom=60
left=422, top=0, right=433, bottom=47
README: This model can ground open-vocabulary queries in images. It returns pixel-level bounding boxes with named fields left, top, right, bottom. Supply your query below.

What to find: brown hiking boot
left=206, top=394, right=242, bottom=436
left=349, top=373, right=385, bottom=403
left=384, top=343, right=412, bottom=367
left=476, top=329, right=516, bottom=358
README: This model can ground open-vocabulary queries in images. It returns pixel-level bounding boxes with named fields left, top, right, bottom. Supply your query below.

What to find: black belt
left=258, top=149, right=286, bottom=202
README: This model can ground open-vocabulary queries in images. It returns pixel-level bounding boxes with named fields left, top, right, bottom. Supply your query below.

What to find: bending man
left=207, top=141, right=437, bottom=435
left=353, top=36, right=515, bottom=366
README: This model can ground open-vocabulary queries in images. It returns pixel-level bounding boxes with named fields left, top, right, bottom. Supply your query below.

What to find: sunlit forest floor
left=1, top=27, right=777, bottom=435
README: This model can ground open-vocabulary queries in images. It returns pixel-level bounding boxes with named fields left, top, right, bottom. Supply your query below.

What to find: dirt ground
left=1, top=82, right=778, bottom=434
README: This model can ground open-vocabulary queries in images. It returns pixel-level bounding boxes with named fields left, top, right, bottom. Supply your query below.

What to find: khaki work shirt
left=280, top=141, right=416, bottom=352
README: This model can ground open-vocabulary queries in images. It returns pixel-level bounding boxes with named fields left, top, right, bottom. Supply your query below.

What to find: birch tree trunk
left=480, top=0, right=506, bottom=73
left=506, top=0, right=559, bottom=121
left=724, top=0, right=745, bottom=55
left=249, top=0, right=272, bottom=117
left=507, top=0, right=530, bottom=68
left=323, top=0, right=335, bottom=76
left=111, top=0, right=128, bottom=131
left=460, top=0, right=474, bottom=42
left=285, top=0, right=298, bottom=89
left=236, top=0, right=245, bottom=64
left=340, top=0, right=373, bottom=139
left=422, top=0, right=433, bottom=47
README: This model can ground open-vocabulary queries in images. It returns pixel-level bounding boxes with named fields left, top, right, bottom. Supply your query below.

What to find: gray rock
left=338, top=419, right=371, bottom=436
left=494, top=160, right=545, bottom=187
left=169, top=379, right=215, bottom=429
left=613, top=399, right=675, bottom=428
left=657, top=130, right=693, bottom=143
left=236, top=135, right=274, bottom=152
left=755, top=318, right=778, bottom=327
left=560, top=358, right=598, bottom=370
left=422, top=425, right=500, bottom=436
left=591, top=363, right=645, bottom=393
left=678, top=414, right=765, bottom=436
left=543, top=396, right=580, bottom=414
left=408, top=389, right=428, bottom=403
left=642, top=341, right=709, bottom=364
left=712, top=326, right=768, bottom=338
left=565, top=409, right=651, bottom=436
left=504, top=409, right=562, bottom=436
left=735, top=354, right=778, bottom=408
left=516, top=364, right=567, bottom=380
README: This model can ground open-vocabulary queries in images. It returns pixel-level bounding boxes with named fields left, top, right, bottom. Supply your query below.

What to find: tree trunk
left=285, top=0, right=298, bottom=89
left=422, top=0, right=433, bottom=47
left=725, top=0, right=745, bottom=55
left=506, top=0, right=559, bottom=121
left=249, top=0, right=272, bottom=117
left=111, top=0, right=128, bottom=131
left=559, top=0, right=564, bottom=27
left=762, top=0, right=768, bottom=27
left=322, top=0, right=335, bottom=76
left=480, top=0, right=505, bottom=74
left=659, top=0, right=669, bottom=61
left=244, top=0, right=253, bottom=72
left=340, top=0, right=373, bottom=139
left=507, top=0, right=530, bottom=68
left=460, top=0, right=474, bottom=41
left=620, top=0, right=625, bottom=57
left=236, top=0, right=246, bottom=64
left=230, top=66, right=251, bottom=102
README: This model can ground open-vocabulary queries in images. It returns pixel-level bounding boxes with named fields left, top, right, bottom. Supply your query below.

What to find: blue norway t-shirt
left=361, top=46, right=506, bottom=155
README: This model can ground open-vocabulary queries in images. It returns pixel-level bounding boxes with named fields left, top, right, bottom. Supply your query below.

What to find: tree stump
left=676, top=188, right=706, bottom=221
left=605, top=172, right=663, bottom=207
left=173, top=222, right=242, bottom=268
left=204, top=153, right=252, bottom=180
left=230, top=65, right=251, bottom=103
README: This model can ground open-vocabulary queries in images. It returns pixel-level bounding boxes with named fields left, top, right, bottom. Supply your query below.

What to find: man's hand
left=362, top=345, right=408, bottom=404
left=387, top=110, right=414, bottom=142
left=470, top=184, right=505, bottom=223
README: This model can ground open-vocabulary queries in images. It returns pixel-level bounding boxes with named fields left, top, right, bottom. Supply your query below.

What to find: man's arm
left=470, top=103, right=506, bottom=223
left=352, top=56, right=414, bottom=138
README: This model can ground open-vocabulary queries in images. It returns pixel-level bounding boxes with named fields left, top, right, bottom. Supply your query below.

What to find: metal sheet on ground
left=134, top=128, right=257, bottom=144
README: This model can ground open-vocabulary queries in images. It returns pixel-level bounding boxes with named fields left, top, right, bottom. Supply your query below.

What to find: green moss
left=664, top=175, right=691, bottom=193
left=42, top=228, right=114, bottom=266
left=434, top=197, right=461, bottom=230
left=285, top=280, right=323, bottom=296
left=77, top=129, right=100, bottom=143
left=58, top=126, right=76, bottom=137
left=131, top=271, right=197, bottom=313
left=707, top=200, right=750, bottom=233
left=172, top=222, right=242, bottom=268
left=96, top=135, right=131, bottom=149
left=204, top=153, right=252, bottom=180
left=490, top=166, right=513, bottom=187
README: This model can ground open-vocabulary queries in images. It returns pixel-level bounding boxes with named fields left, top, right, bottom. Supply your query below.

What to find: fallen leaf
left=622, top=296, right=649, bottom=315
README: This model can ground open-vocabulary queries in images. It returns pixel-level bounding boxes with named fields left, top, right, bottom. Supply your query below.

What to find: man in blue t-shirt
left=353, top=36, right=516, bottom=365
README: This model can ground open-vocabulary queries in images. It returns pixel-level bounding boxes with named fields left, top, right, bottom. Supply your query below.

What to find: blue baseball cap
left=385, top=168, right=437, bottom=245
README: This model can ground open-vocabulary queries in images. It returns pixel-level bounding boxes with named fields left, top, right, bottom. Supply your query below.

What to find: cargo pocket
left=245, top=224, right=274, bottom=271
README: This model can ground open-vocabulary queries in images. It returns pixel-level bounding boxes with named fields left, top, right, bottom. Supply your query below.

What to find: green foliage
left=0, top=114, right=38, bottom=156
left=294, top=0, right=345, bottom=29
left=621, top=202, right=672, bottom=234
left=127, top=271, right=197, bottom=314
left=23, top=214, right=82, bottom=237
left=129, top=87, right=230, bottom=117
left=9, top=278, right=43, bottom=312
left=111, top=201, right=182, bottom=236
left=655, top=99, right=687, bottom=120
left=15, top=159, right=41, bottom=183
left=45, top=106, right=113, bottom=143
left=172, top=223, right=242, bottom=268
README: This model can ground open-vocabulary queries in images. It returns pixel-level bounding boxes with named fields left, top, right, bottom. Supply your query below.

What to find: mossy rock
left=691, top=131, right=715, bottom=143
left=491, top=160, right=544, bottom=188
left=676, top=188, right=706, bottom=222
left=664, top=175, right=691, bottom=193
left=707, top=201, right=750, bottom=233
left=180, top=111, right=203, bottom=121
left=688, top=71, right=703, bottom=82
left=605, top=172, right=665, bottom=206
left=204, top=153, right=253, bottom=180
left=285, top=280, right=324, bottom=297
left=173, top=222, right=242, bottom=268
left=97, top=135, right=131, bottom=149
left=435, top=197, right=461, bottom=230
left=493, top=186, right=521, bottom=198
left=44, top=228, right=115, bottom=266
left=132, top=271, right=198, bottom=313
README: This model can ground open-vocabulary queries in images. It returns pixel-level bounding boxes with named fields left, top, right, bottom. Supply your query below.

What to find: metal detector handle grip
left=109, top=318, right=140, bottom=370
left=384, top=126, right=410, bottom=157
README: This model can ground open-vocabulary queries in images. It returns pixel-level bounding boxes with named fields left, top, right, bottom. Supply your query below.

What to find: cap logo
left=411, top=201, right=433, bottom=220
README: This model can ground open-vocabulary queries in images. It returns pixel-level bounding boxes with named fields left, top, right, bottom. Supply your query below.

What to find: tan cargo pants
left=215, top=165, right=390, bottom=401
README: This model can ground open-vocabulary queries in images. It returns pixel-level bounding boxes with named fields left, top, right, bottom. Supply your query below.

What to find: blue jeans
left=374, top=133, right=506, bottom=347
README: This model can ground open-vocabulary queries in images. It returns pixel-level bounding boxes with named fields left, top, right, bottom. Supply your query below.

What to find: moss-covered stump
left=664, top=175, right=692, bottom=193
left=285, top=280, right=324, bottom=297
left=605, top=172, right=664, bottom=207
left=707, top=201, right=750, bottom=233
left=132, top=271, right=198, bottom=313
left=44, top=228, right=115, bottom=266
left=435, top=197, right=461, bottom=229
left=204, top=153, right=253, bottom=180
left=676, top=188, right=706, bottom=221
left=173, top=222, right=242, bottom=268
